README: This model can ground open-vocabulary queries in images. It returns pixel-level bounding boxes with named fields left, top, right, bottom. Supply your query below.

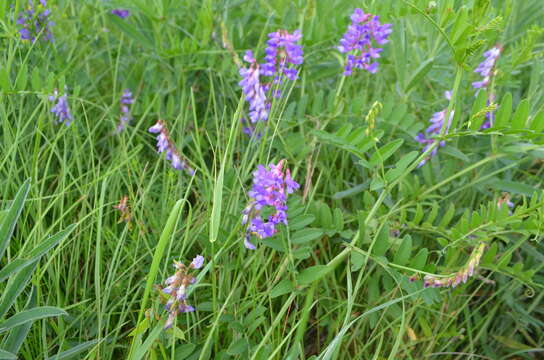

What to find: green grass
left=1, top=0, right=544, bottom=359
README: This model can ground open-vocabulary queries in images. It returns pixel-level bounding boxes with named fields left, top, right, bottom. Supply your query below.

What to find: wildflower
left=49, top=89, right=73, bottom=126
left=497, top=192, right=514, bottom=214
left=148, top=120, right=195, bottom=175
left=16, top=0, right=53, bottom=42
left=239, top=51, right=269, bottom=125
left=116, top=89, right=133, bottom=132
left=262, top=30, right=304, bottom=81
left=338, top=8, right=392, bottom=75
left=111, top=9, right=130, bottom=19
left=238, top=30, right=303, bottom=137
left=415, top=91, right=454, bottom=167
left=113, top=196, right=132, bottom=224
left=242, top=160, right=300, bottom=249
left=159, top=255, right=203, bottom=329
left=473, top=46, right=501, bottom=129
left=472, top=46, right=501, bottom=90
left=423, top=243, right=485, bottom=288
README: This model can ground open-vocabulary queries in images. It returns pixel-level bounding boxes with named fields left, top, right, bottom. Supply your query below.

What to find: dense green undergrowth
left=1, top=0, right=543, bottom=359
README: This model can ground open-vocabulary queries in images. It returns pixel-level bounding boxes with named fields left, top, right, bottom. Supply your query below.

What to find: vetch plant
left=415, top=91, right=454, bottom=167
left=239, top=29, right=303, bottom=136
left=338, top=8, right=392, bottom=75
left=116, top=89, right=134, bottom=133
left=48, top=88, right=73, bottom=126
left=242, top=160, right=299, bottom=249
left=472, top=46, right=502, bottom=129
left=158, top=255, right=204, bottom=329
left=16, top=0, right=54, bottom=42
left=148, top=120, right=195, bottom=175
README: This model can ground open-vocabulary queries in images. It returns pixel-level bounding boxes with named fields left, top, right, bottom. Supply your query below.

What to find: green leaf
left=0, top=307, right=67, bottom=334
left=227, top=338, right=250, bottom=355
left=0, top=349, right=16, bottom=360
left=490, top=180, right=538, bottom=196
left=370, top=139, right=404, bottom=167
left=270, top=279, right=296, bottom=298
left=2, top=288, right=36, bottom=355
left=393, top=236, right=412, bottom=266
left=47, top=340, right=99, bottom=360
left=27, top=224, right=76, bottom=260
left=297, top=265, right=331, bottom=286
left=405, top=58, right=434, bottom=93
left=289, top=214, right=315, bottom=230
left=0, top=262, right=36, bottom=318
left=529, top=110, right=544, bottom=132
left=129, top=323, right=163, bottom=360
left=333, top=208, right=344, bottom=231
left=1, top=180, right=30, bottom=260
left=410, top=248, right=428, bottom=270
left=469, top=90, right=488, bottom=130
left=511, top=99, right=530, bottom=129
left=31, top=67, right=41, bottom=92
left=291, top=228, right=324, bottom=244
left=109, top=16, right=153, bottom=50
left=372, top=225, right=390, bottom=257
left=0, top=67, right=11, bottom=92
left=0, top=258, right=33, bottom=283
left=495, top=92, right=512, bottom=128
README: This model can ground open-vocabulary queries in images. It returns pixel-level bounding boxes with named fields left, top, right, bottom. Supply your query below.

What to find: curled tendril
left=524, top=285, right=535, bottom=298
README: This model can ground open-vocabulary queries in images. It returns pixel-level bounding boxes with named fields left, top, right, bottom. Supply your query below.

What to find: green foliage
left=1, top=0, right=543, bottom=359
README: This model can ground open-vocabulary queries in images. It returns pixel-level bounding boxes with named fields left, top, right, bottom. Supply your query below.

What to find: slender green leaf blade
left=0, top=307, right=67, bottom=334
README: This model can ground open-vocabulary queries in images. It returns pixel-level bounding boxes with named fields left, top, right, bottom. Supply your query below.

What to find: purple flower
left=338, top=8, right=392, bottom=75
left=190, top=255, right=204, bottom=269
left=116, top=89, right=134, bottom=132
left=472, top=46, right=501, bottom=130
left=148, top=120, right=195, bottom=175
left=111, top=9, right=130, bottom=19
left=160, top=258, right=203, bottom=329
left=16, top=0, right=54, bottom=42
left=239, top=51, right=269, bottom=125
left=415, top=91, right=454, bottom=167
left=472, top=46, right=501, bottom=90
left=242, top=160, right=299, bottom=249
left=49, top=89, right=72, bottom=126
left=262, top=30, right=304, bottom=81
left=238, top=30, right=304, bottom=137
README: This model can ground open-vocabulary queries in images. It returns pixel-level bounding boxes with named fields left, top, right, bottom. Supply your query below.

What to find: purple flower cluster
left=423, top=244, right=485, bottom=288
left=239, top=30, right=303, bottom=136
left=116, top=89, right=133, bottom=133
left=473, top=46, right=501, bottom=129
left=242, top=160, right=299, bottom=250
left=160, top=255, right=204, bottom=329
left=262, top=30, right=304, bottom=81
left=415, top=91, right=454, bottom=167
left=16, top=0, right=53, bottom=42
left=148, top=120, right=195, bottom=175
left=472, top=46, right=501, bottom=90
left=338, top=8, right=392, bottom=75
left=111, top=9, right=130, bottom=19
left=49, top=89, right=72, bottom=126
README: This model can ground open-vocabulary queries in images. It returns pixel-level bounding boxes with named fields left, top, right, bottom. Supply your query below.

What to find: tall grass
left=1, top=0, right=543, bottom=359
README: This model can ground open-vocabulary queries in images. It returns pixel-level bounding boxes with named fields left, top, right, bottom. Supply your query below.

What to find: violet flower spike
left=160, top=257, right=203, bottom=329
left=111, top=9, right=130, bottom=19
left=148, top=120, right=195, bottom=175
left=262, top=30, right=304, bottom=82
left=116, top=89, right=134, bottom=133
left=338, top=8, right=392, bottom=75
left=415, top=91, right=454, bottom=167
left=17, top=0, right=54, bottom=42
left=242, top=160, right=299, bottom=249
left=49, top=89, right=73, bottom=126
